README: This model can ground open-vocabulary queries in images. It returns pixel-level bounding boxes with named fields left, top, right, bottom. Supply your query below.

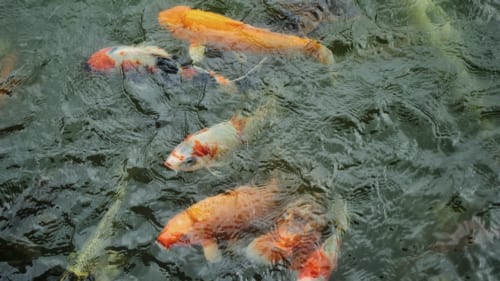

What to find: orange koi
left=165, top=101, right=273, bottom=172
left=245, top=198, right=329, bottom=268
left=158, top=5, right=334, bottom=64
left=157, top=181, right=283, bottom=262
left=297, top=228, right=342, bottom=281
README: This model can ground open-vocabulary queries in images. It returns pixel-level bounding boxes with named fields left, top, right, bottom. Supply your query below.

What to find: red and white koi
left=86, top=45, right=178, bottom=74
left=86, top=45, right=237, bottom=89
left=165, top=102, right=272, bottom=172
left=157, top=181, right=283, bottom=262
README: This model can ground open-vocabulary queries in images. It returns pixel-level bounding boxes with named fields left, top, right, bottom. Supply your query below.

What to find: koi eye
left=184, top=157, right=197, bottom=166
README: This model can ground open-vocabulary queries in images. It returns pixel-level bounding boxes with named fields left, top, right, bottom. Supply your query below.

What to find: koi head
left=86, top=47, right=116, bottom=72
left=165, top=143, right=201, bottom=172
left=165, top=136, right=218, bottom=172
left=157, top=212, right=194, bottom=249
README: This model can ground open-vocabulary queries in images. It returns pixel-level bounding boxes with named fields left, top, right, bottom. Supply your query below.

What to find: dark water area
left=1, top=0, right=499, bottom=280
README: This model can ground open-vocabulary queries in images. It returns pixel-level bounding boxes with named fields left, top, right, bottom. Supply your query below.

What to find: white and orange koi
left=245, top=197, right=329, bottom=268
left=86, top=45, right=178, bottom=74
left=165, top=102, right=273, bottom=172
left=86, top=45, right=235, bottom=88
left=158, top=5, right=334, bottom=64
left=157, top=181, right=283, bottom=262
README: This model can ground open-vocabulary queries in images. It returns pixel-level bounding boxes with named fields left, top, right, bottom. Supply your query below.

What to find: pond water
left=1, top=0, right=499, bottom=280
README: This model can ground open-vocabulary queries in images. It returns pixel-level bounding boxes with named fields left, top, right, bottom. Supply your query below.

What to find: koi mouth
left=164, top=160, right=173, bottom=169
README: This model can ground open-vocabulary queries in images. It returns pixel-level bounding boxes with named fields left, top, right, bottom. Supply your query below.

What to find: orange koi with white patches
left=157, top=181, right=283, bottom=262
left=245, top=198, right=330, bottom=268
left=158, top=5, right=334, bottom=64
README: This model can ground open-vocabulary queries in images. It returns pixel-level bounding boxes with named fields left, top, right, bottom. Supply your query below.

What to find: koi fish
left=165, top=101, right=273, bottom=172
left=245, top=197, right=329, bottom=268
left=86, top=45, right=235, bottom=89
left=61, top=180, right=128, bottom=281
left=157, top=5, right=334, bottom=64
left=431, top=217, right=500, bottom=252
left=268, top=0, right=359, bottom=34
left=157, top=181, right=283, bottom=262
left=86, top=45, right=178, bottom=74
left=297, top=227, right=342, bottom=281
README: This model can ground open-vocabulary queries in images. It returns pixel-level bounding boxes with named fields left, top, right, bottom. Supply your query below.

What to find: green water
left=1, top=0, right=499, bottom=280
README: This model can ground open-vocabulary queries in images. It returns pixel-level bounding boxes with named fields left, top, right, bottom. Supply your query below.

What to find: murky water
left=1, top=0, right=499, bottom=280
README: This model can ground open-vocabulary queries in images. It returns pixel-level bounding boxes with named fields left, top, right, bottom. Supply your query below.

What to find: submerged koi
left=158, top=5, right=334, bottom=64
left=165, top=102, right=272, bottom=172
left=297, top=194, right=349, bottom=281
left=269, top=0, right=359, bottom=34
left=0, top=51, right=19, bottom=96
left=245, top=197, right=329, bottom=268
left=157, top=181, right=282, bottom=262
left=297, top=227, right=342, bottom=281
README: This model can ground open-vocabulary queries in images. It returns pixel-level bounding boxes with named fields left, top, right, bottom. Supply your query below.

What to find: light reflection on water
left=0, top=0, right=499, bottom=280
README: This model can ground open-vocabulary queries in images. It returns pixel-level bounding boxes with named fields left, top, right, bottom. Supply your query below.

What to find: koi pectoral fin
left=202, top=239, right=221, bottom=263
left=189, top=44, right=206, bottom=64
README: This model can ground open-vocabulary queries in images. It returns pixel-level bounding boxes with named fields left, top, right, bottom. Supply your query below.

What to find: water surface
left=0, top=0, right=499, bottom=280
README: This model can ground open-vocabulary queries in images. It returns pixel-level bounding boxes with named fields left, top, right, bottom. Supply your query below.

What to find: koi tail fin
left=232, top=96, right=278, bottom=142
left=316, top=44, right=334, bottom=65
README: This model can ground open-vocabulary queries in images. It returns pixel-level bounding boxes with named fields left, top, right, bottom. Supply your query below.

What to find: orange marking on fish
left=298, top=248, right=333, bottom=279
left=119, top=51, right=125, bottom=56
left=135, top=59, right=141, bottom=65
left=158, top=6, right=334, bottom=64
left=87, top=47, right=116, bottom=71
left=208, top=70, right=230, bottom=86
left=171, top=150, right=185, bottom=161
left=192, top=139, right=218, bottom=159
